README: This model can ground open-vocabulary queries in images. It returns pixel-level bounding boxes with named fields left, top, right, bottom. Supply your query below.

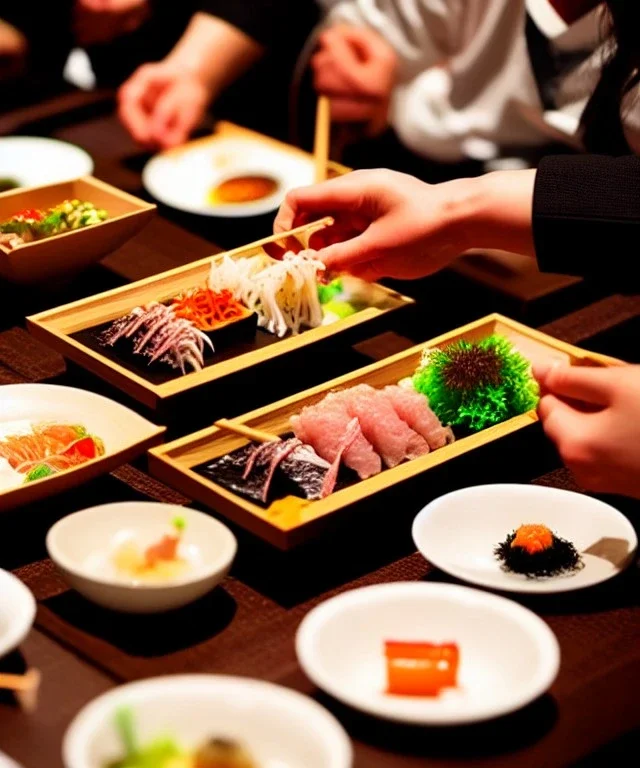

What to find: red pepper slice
left=61, top=436, right=98, bottom=461
left=13, top=208, right=43, bottom=221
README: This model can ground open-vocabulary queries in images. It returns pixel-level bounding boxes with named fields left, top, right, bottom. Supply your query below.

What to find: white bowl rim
left=0, top=570, right=36, bottom=659
left=46, top=501, right=237, bottom=592
left=296, top=581, right=560, bottom=726
left=0, top=136, right=94, bottom=180
left=412, top=483, right=639, bottom=594
left=63, top=673, right=353, bottom=768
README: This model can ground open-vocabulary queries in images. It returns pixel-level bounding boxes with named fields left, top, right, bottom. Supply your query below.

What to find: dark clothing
left=533, top=154, right=640, bottom=279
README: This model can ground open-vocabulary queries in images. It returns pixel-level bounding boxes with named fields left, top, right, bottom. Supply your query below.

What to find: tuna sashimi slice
left=291, top=399, right=381, bottom=479
left=331, top=385, right=429, bottom=468
left=383, top=385, right=455, bottom=450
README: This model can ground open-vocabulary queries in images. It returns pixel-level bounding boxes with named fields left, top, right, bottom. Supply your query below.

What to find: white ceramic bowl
left=413, top=484, right=638, bottom=594
left=296, top=582, right=559, bottom=725
left=46, top=502, right=237, bottom=613
left=0, top=570, right=36, bottom=659
left=63, top=674, right=353, bottom=768
left=0, top=137, right=93, bottom=188
left=143, top=137, right=315, bottom=218
left=0, top=751, right=23, bottom=768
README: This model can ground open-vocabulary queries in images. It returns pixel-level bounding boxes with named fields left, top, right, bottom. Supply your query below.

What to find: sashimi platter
left=149, top=314, right=618, bottom=548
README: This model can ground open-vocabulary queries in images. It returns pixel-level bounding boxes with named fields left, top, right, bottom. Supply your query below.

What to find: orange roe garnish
left=385, top=641, right=459, bottom=697
left=172, top=287, right=247, bottom=331
left=511, top=524, right=554, bottom=555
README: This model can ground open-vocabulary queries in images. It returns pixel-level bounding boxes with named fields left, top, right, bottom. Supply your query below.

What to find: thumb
left=274, top=175, right=371, bottom=234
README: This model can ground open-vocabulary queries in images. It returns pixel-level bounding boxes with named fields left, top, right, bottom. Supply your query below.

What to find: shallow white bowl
left=0, top=137, right=93, bottom=188
left=143, top=137, right=315, bottom=218
left=63, top=674, right=352, bottom=768
left=0, top=570, right=36, bottom=659
left=296, top=582, right=559, bottom=725
left=413, top=484, right=638, bottom=594
left=0, top=751, right=22, bottom=768
left=47, top=502, right=237, bottom=613
left=0, top=384, right=164, bottom=511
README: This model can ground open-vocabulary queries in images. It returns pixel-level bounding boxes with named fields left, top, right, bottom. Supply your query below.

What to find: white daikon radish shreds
left=208, top=250, right=325, bottom=337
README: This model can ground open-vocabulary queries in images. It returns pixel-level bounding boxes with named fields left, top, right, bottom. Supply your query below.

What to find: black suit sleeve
left=533, top=154, right=640, bottom=279
left=198, top=0, right=316, bottom=47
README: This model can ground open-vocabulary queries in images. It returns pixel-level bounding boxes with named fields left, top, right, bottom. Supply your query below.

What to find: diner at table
left=0, top=1, right=639, bottom=767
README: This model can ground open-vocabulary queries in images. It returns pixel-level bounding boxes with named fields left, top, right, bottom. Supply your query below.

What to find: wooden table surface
left=1, top=97, right=640, bottom=768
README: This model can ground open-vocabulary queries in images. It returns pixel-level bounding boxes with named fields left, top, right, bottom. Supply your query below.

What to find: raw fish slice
left=383, top=386, right=455, bottom=450
left=332, top=385, right=429, bottom=468
left=292, top=399, right=381, bottom=479
left=321, top=418, right=361, bottom=498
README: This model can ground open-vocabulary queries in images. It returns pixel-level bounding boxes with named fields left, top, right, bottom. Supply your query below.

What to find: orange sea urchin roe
left=385, top=641, right=459, bottom=696
left=511, top=524, right=554, bottom=555
left=209, top=175, right=278, bottom=205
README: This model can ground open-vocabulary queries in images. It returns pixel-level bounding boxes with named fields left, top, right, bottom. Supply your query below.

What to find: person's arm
left=118, top=11, right=262, bottom=148
left=533, top=154, right=640, bottom=278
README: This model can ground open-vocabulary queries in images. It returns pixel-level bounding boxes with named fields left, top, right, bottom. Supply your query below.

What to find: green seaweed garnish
left=412, top=334, right=539, bottom=432
left=318, top=278, right=343, bottom=304
left=25, top=464, right=55, bottom=482
left=110, top=707, right=183, bottom=768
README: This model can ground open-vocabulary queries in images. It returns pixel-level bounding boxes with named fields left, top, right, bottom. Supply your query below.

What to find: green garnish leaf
left=115, top=707, right=137, bottom=757
left=25, top=465, right=55, bottom=482
left=172, top=516, right=186, bottom=533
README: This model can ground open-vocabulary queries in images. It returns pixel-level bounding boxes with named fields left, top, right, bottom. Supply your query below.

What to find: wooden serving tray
left=148, top=313, right=620, bottom=549
left=0, top=176, right=155, bottom=284
left=27, top=218, right=414, bottom=409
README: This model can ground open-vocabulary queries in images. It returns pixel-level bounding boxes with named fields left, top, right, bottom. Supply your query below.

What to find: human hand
left=74, top=0, right=150, bottom=47
left=0, top=20, right=26, bottom=80
left=275, top=168, right=537, bottom=279
left=118, top=61, right=210, bottom=149
left=312, top=24, right=397, bottom=131
left=535, top=362, right=640, bottom=499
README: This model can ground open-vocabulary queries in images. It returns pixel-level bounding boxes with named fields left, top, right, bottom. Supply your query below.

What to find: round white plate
left=143, top=137, right=315, bottom=218
left=47, top=502, right=237, bottom=614
left=0, top=570, right=36, bottom=659
left=413, top=484, right=638, bottom=594
left=64, top=674, right=353, bottom=768
left=0, top=137, right=93, bottom=189
left=296, top=582, right=559, bottom=726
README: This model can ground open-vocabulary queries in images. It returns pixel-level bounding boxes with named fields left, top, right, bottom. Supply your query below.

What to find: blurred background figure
left=312, top=0, right=601, bottom=180
left=0, top=18, right=26, bottom=82
left=118, top=1, right=320, bottom=149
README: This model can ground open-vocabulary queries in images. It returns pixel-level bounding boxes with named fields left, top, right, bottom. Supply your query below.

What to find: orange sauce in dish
left=208, top=175, right=279, bottom=205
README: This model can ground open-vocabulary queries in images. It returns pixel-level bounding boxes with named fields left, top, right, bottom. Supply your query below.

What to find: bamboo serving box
left=0, top=176, right=156, bottom=283
left=148, top=313, right=621, bottom=549
left=27, top=219, right=414, bottom=409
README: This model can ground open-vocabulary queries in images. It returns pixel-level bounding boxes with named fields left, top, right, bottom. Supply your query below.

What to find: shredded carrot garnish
left=172, top=287, right=247, bottom=331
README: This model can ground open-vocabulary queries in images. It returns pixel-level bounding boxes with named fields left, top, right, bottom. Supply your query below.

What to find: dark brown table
left=1, top=97, right=640, bottom=768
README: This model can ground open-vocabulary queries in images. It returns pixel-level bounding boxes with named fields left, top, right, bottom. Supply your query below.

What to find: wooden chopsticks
left=214, top=419, right=280, bottom=444
left=314, top=95, right=331, bottom=183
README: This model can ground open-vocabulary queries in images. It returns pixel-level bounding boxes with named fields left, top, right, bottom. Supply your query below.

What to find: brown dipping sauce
left=209, top=175, right=279, bottom=205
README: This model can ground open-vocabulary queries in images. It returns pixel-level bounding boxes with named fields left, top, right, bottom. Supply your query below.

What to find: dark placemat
left=0, top=327, right=66, bottom=383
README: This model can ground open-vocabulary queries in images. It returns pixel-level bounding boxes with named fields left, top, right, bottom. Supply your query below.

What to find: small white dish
left=0, top=570, right=36, bottom=659
left=412, top=484, right=638, bottom=594
left=63, top=674, right=353, bottom=768
left=0, top=751, right=23, bottom=768
left=0, top=384, right=164, bottom=511
left=143, top=137, right=315, bottom=218
left=296, top=582, right=559, bottom=726
left=47, top=502, right=237, bottom=613
left=0, top=137, right=93, bottom=189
